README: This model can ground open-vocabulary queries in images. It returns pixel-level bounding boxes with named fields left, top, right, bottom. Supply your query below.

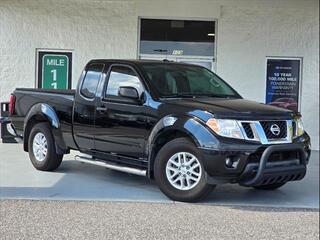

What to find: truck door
left=94, top=65, right=147, bottom=159
left=73, top=63, right=105, bottom=151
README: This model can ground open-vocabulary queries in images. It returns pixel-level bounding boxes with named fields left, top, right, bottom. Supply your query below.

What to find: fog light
left=225, top=156, right=240, bottom=169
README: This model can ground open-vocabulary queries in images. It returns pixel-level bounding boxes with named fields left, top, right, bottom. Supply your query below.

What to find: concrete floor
left=1, top=200, right=319, bottom=240
left=0, top=144, right=319, bottom=209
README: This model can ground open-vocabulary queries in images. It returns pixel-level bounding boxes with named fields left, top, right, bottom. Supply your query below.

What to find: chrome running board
left=75, top=155, right=147, bottom=177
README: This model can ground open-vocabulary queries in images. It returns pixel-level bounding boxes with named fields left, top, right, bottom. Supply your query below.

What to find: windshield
left=140, top=63, right=241, bottom=98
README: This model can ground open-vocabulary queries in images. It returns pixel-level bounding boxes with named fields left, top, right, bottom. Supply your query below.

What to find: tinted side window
left=80, top=64, right=104, bottom=99
left=106, top=66, right=144, bottom=97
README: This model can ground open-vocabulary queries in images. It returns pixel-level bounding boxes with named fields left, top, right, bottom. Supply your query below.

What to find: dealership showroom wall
left=0, top=0, right=319, bottom=149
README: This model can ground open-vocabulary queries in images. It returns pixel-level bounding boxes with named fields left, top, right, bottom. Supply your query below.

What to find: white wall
left=216, top=2, right=319, bottom=151
left=0, top=0, right=319, bottom=149
left=0, top=0, right=138, bottom=94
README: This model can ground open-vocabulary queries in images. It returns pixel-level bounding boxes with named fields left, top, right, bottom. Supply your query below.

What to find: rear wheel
left=154, top=138, right=215, bottom=202
left=253, top=182, right=286, bottom=190
left=28, top=122, right=63, bottom=171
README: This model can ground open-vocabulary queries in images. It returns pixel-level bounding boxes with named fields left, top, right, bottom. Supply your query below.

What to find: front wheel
left=28, top=122, right=63, bottom=171
left=154, top=138, right=215, bottom=202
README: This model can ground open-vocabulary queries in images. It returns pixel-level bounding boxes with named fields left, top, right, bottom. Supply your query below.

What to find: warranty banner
left=265, top=58, right=301, bottom=112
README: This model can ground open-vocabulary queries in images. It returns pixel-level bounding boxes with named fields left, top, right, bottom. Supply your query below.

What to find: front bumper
left=200, top=133, right=311, bottom=186
left=238, top=144, right=306, bottom=187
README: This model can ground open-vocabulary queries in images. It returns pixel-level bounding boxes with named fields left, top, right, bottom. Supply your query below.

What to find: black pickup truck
left=3, top=59, right=311, bottom=202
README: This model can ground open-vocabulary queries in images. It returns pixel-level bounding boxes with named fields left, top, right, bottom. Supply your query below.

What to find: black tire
left=28, top=122, right=63, bottom=171
left=253, top=182, right=287, bottom=190
left=154, top=137, right=215, bottom=202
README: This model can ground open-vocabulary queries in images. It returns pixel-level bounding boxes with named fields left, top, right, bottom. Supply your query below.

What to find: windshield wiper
left=196, top=93, right=238, bottom=98
left=161, top=93, right=239, bottom=99
left=160, top=94, right=197, bottom=99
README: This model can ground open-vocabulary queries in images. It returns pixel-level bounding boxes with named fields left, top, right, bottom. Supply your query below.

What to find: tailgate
left=0, top=102, right=19, bottom=143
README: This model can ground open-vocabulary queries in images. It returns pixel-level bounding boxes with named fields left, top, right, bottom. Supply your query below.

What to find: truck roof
left=87, top=59, right=194, bottom=67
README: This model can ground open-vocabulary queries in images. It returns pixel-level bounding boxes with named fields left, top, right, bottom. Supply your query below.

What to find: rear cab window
left=80, top=63, right=104, bottom=99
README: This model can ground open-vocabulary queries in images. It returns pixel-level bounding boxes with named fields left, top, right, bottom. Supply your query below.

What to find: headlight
left=206, top=118, right=244, bottom=139
left=294, top=118, right=304, bottom=137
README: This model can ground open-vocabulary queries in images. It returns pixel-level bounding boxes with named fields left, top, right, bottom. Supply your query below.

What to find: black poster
left=265, top=58, right=301, bottom=112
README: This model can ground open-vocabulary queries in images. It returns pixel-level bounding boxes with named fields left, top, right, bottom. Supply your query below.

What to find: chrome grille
left=260, top=121, right=287, bottom=139
left=239, top=120, right=292, bottom=144
left=242, top=122, right=254, bottom=139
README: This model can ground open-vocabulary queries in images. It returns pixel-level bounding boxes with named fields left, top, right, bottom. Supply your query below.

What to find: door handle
left=96, top=106, right=108, bottom=112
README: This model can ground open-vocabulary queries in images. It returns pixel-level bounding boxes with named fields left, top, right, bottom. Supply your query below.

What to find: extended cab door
left=73, top=63, right=105, bottom=151
left=94, top=65, right=147, bottom=159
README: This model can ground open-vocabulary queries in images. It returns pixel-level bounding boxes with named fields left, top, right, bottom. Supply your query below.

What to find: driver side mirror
left=118, top=86, right=139, bottom=100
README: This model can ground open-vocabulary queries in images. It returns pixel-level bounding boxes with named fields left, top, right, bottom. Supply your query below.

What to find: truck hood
left=162, top=97, right=295, bottom=120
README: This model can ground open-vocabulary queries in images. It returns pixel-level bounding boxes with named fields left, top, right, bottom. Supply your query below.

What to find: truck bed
left=11, top=88, right=76, bottom=149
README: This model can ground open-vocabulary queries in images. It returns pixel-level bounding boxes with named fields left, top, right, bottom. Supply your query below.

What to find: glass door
left=139, top=54, right=215, bottom=72
left=139, top=19, right=216, bottom=71
left=177, top=57, right=214, bottom=71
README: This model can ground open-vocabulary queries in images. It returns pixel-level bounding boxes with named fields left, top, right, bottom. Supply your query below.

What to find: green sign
left=42, top=54, right=69, bottom=89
